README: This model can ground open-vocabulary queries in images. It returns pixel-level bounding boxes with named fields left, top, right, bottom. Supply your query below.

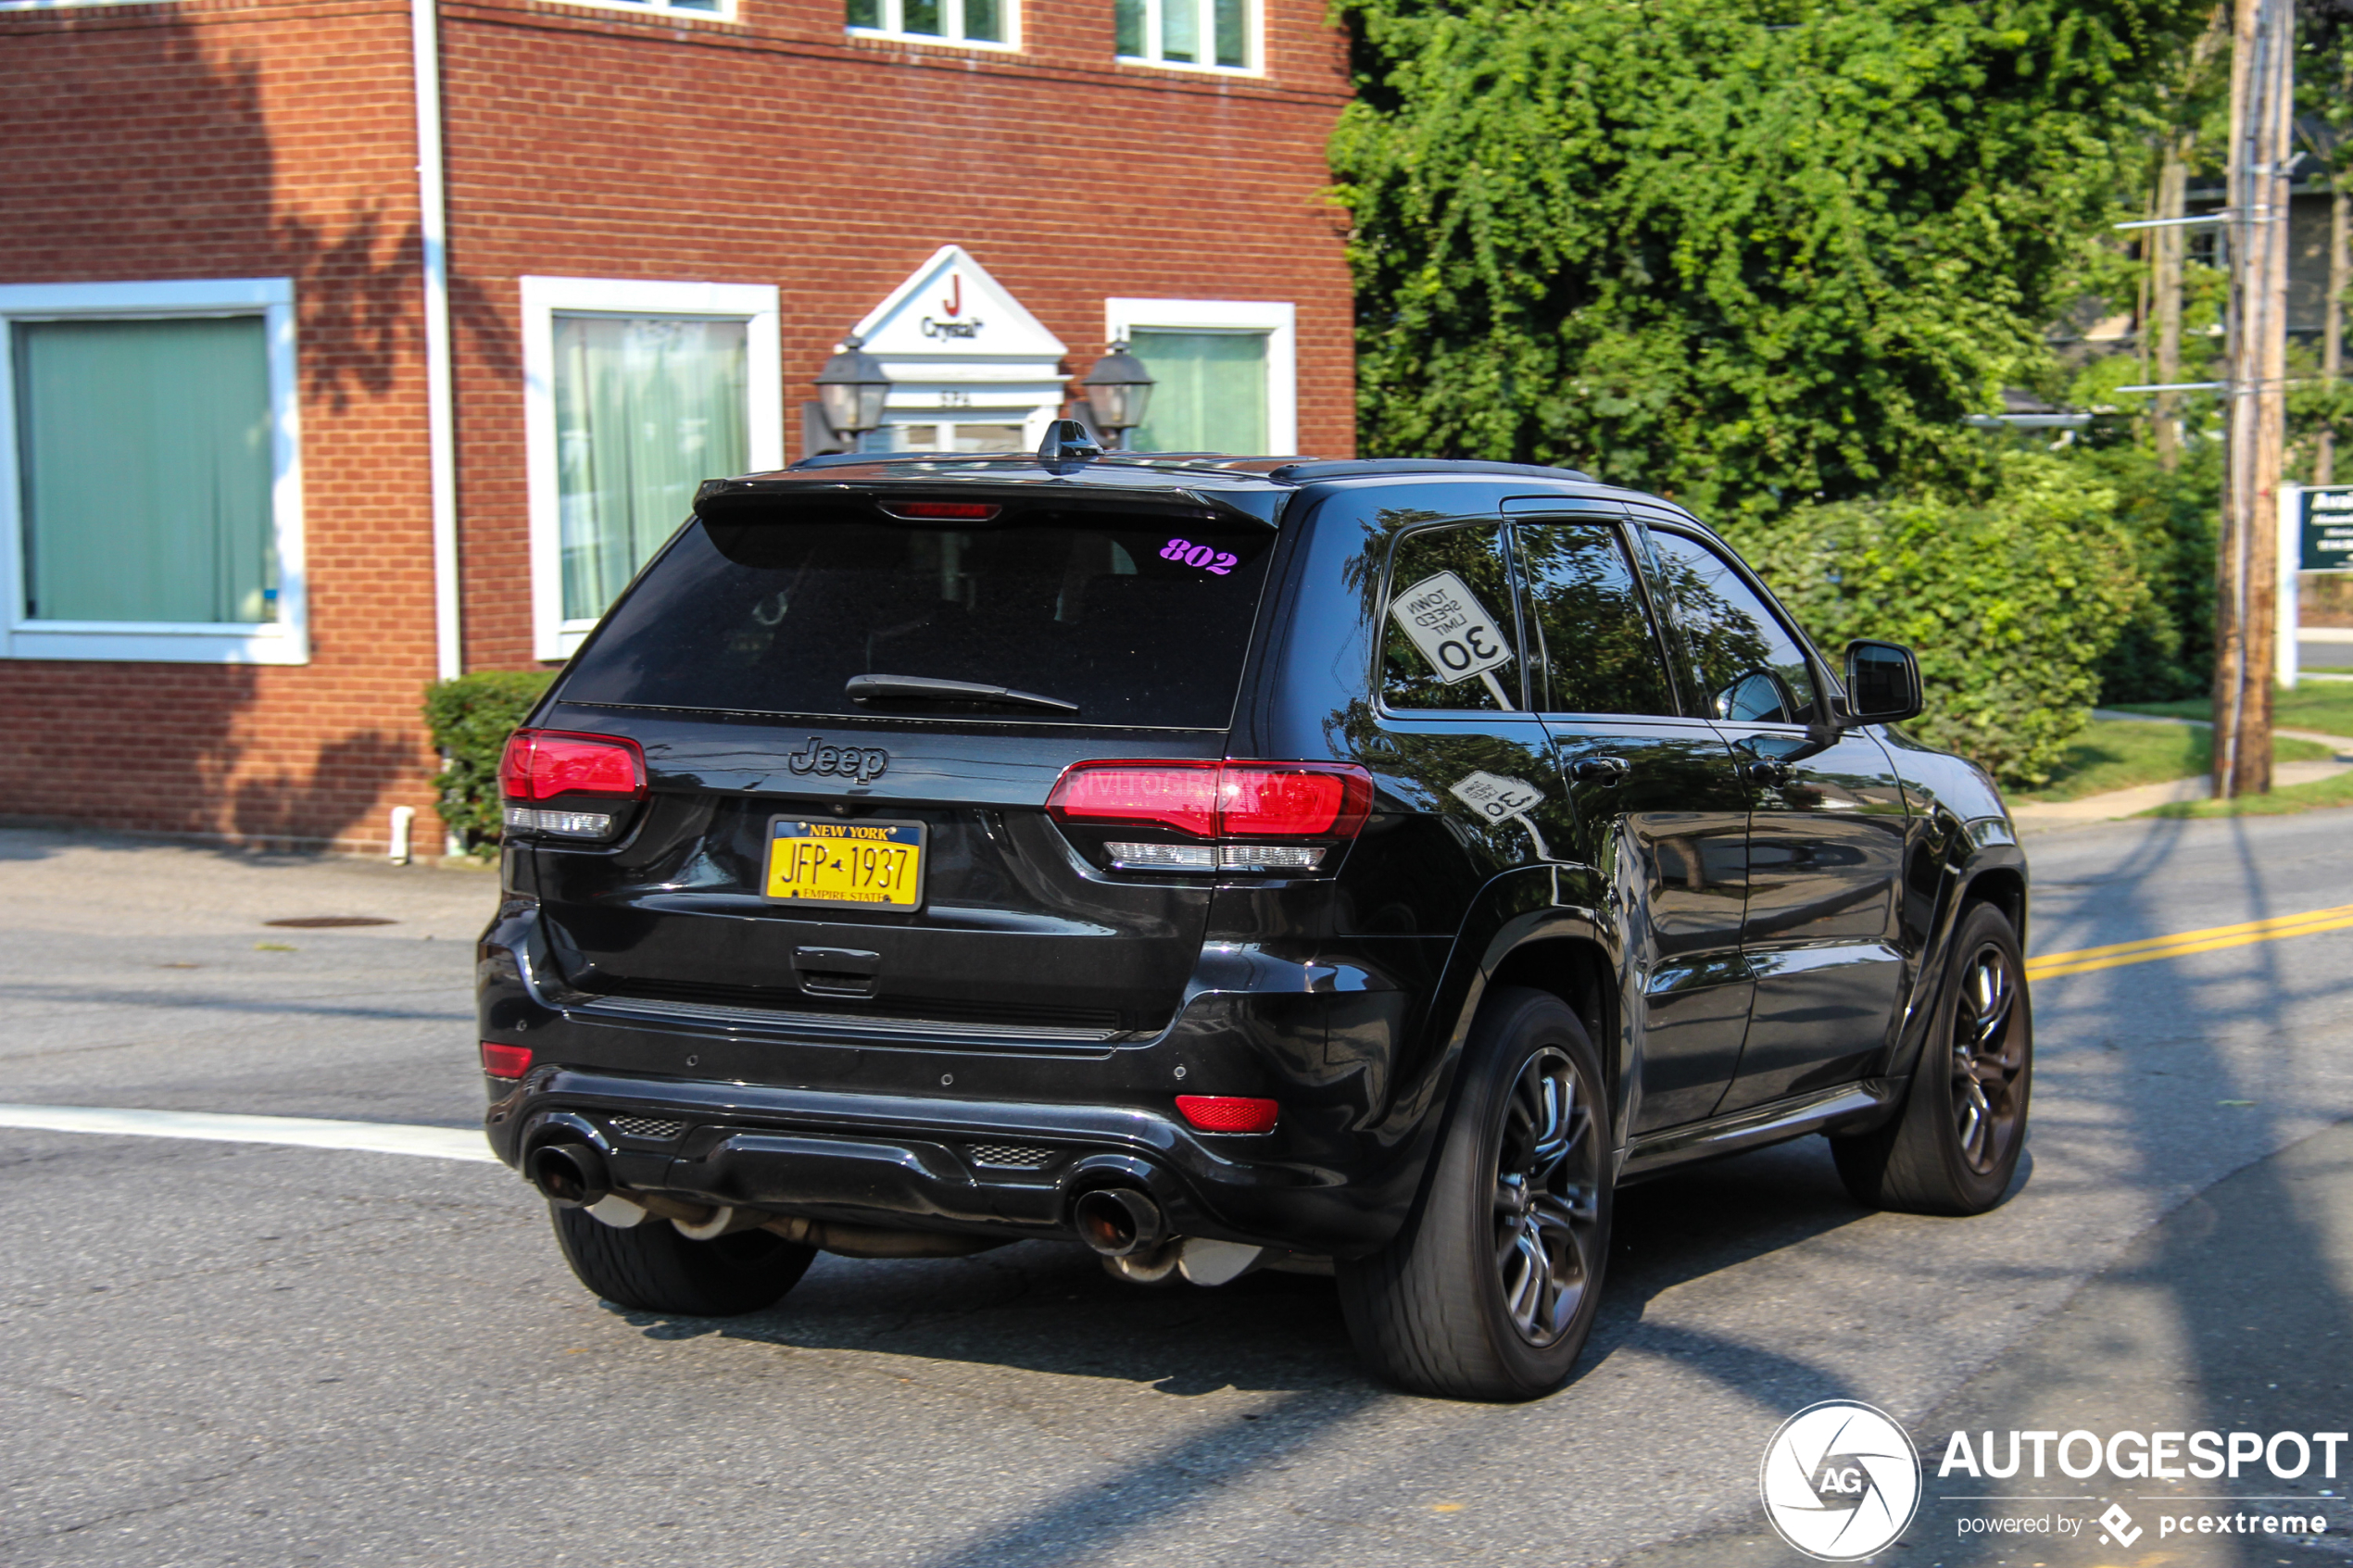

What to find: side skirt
left=1614, top=1078, right=1904, bottom=1185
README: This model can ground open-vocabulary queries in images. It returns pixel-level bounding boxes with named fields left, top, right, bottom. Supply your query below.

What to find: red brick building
left=0, top=0, right=1353, bottom=851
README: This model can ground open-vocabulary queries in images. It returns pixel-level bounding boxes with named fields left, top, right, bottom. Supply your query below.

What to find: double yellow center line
left=2027, top=901, right=2353, bottom=981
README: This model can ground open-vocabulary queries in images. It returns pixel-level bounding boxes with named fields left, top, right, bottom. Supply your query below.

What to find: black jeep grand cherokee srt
left=478, top=431, right=2031, bottom=1401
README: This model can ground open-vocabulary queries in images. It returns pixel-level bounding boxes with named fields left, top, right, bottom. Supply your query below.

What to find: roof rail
left=1270, top=458, right=1596, bottom=483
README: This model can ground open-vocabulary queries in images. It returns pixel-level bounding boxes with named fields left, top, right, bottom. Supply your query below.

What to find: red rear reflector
left=883, top=501, right=1001, bottom=520
left=480, top=1041, right=534, bottom=1079
left=1176, top=1095, right=1280, bottom=1135
left=498, top=730, right=647, bottom=802
left=1047, top=760, right=1372, bottom=841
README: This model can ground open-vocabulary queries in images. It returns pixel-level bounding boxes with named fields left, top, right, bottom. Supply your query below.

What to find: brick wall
left=0, top=0, right=446, bottom=853
left=442, top=0, right=1354, bottom=669
left=0, top=0, right=1354, bottom=847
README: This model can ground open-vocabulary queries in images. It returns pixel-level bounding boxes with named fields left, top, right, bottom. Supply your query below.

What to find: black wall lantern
left=1082, top=340, right=1155, bottom=450
left=815, top=332, right=892, bottom=445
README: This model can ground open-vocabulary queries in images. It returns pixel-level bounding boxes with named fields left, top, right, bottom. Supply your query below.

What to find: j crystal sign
left=2300, top=486, right=2353, bottom=572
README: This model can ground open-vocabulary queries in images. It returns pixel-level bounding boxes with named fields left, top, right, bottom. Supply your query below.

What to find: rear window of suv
left=557, top=508, right=1279, bottom=729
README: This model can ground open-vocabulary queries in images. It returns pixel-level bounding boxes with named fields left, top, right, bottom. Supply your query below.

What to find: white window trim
left=1114, top=0, right=1261, bottom=74
left=0, top=278, right=307, bottom=665
left=521, top=276, right=783, bottom=662
left=846, top=0, right=1021, bottom=51
left=1103, top=297, right=1296, bottom=455
left=534, top=0, right=740, bottom=22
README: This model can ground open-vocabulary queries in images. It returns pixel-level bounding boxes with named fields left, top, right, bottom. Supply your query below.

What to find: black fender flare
left=1881, top=815, right=2029, bottom=1089
left=1351, top=865, right=1624, bottom=1245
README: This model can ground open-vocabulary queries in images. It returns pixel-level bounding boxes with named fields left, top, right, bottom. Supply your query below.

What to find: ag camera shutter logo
left=1760, top=1400, right=1923, bottom=1561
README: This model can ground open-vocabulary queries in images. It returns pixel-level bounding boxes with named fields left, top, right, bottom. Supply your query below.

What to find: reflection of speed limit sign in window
left=1390, top=571, right=1516, bottom=707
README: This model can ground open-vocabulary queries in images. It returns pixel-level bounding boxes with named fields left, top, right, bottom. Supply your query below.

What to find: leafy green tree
left=1735, top=453, right=2146, bottom=784
left=1334, top=0, right=2215, bottom=520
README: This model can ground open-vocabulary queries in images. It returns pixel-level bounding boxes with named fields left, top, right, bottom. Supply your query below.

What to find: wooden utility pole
left=2321, top=146, right=2350, bottom=484
left=2154, top=143, right=2191, bottom=470
left=2214, top=0, right=2294, bottom=798
left=2153, top=14, right=2228, bottom=472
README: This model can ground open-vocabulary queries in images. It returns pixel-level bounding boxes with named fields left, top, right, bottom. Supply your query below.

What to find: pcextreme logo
left=1760, top=1400, right=1924, bottom=1562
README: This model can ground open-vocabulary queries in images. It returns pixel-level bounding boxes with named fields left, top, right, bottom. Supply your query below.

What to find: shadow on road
left=590, top=1135, right=1895, bottom=1566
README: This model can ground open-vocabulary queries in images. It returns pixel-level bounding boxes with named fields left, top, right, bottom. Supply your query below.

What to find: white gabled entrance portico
left=844, top=245, right=1068, bottom=453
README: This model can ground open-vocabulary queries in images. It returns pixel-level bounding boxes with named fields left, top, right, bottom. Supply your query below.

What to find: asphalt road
left=3, top=812, right=2351, bottom=1567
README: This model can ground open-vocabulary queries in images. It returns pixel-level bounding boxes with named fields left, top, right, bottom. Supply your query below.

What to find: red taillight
left=1216, top=765, right=1375, bottom=838
left=1046, top=760, right=1372, bottom=841
left=480, top=1041, right=533, bottom=1079
left=1047, top=760, right=1220, bottom=836
left=498, top=730, right=647, bottom=802
left=882, top=501, right=1001, bottom=520
left=1176, top=1095, right=1280, bottom=1135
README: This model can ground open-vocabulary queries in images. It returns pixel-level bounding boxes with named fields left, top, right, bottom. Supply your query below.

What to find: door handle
left=1746, top=759, right=1793, bottom=786
left=1571, top=755, right=1630, bottom=785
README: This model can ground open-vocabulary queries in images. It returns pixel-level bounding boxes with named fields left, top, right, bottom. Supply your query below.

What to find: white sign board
left=1390, top=571, right=1516, bottom=707
left=846, top=245, right=1068, bottom=435
left=1449, top=770, right=1545, bottom=822
left=1450, top=770, right=1554, bottom=859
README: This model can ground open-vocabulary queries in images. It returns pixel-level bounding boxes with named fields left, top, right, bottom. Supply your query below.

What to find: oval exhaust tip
left=1073, top=1186, right=1165, bottom=1258
left=526, top=1141, right=610, bottom=1209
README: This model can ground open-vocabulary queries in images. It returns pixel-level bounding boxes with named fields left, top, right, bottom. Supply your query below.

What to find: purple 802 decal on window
left=1160, top=538, right=1238, bottom=576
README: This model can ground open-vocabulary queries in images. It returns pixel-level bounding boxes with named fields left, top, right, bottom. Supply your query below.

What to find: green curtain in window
left=15, top=316, right=275, bottom=624
left=1126, top=330, right=1268, bottom=455
left=555, top=314, right=748, bottom=624
left=1161, top=0, right=1197, bottom=58
left=1213, top=0, right=1245, bottom=64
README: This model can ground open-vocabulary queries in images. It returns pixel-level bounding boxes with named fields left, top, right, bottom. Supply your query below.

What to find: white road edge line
left=0, top=1104, right=497, bottom=1163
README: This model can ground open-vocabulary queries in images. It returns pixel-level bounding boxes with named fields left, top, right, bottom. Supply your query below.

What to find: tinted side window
left=1515, top=522, right=1677, bottom=717
left=1381, top=523, right=1522, bottom=711
left=1647, top=530, right=1820, bottom=725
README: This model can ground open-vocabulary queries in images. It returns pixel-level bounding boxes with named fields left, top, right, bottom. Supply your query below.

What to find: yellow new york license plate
left=764, top=818, right=926, bottom=909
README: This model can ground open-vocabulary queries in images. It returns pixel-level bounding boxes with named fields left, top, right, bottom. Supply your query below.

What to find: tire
left=549, top=1203, right=817, bottom=1316
left=1831, top=900, right=2032, bottom=1216
left=1337, top=985, right=1613, bottom=1401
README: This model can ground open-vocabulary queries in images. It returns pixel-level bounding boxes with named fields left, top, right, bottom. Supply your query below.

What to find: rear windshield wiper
left=846, top=673, right=1080, bottom=715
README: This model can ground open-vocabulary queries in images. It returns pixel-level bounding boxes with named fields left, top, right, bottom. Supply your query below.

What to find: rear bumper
left=478, top=905, right=1439, bottom=1257
left=490, top=1067, right=1388, bottom=1254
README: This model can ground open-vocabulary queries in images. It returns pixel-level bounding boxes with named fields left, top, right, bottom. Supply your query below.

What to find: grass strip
left=2112, top=685, right=2353, bottom=738
left=2013, top=721, right=2332, bottom=804
left=2138, top=766, right=2353, bottom=820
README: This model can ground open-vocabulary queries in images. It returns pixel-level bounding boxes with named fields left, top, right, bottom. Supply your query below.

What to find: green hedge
left=423, top=670, right=558, bottom=853
left=2076, top=442, right=2220, bottom=707
left=1727, top=454, right=2145, bottom=789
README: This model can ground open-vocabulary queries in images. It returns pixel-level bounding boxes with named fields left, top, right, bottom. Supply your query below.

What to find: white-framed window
left=847, top=0, right=1017, bottom=50
left=522, top=278, right=783, bottom=661
left=1114, top=0, right=1255, bottom=70
left=0, top=279, right=306, bottom=665
left=1102, top=298, right=1295, bottom=455
left=544, top=0, right=736, bottom=19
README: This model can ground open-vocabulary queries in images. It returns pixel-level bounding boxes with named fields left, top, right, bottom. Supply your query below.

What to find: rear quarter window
left=556, top=508, right=1278, bottom=729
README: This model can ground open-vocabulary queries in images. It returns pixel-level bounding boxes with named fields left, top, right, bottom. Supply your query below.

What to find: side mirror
left=1844, top=640, right=1922, bottom=725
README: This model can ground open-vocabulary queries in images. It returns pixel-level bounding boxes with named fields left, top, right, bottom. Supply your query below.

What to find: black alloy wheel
left=1338, top=985, right=1615, bottom=1400
left=1493, top=1046, right=1604, bottom=1348
left=1831, top=900, right=2032, bottom=1216
left=1947, top=937, right=2027, bottom=1176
